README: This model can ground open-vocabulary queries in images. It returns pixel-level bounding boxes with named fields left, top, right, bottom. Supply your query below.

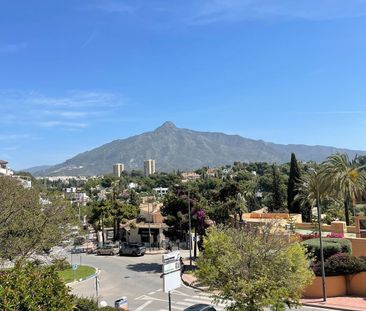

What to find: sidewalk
left=181, top=266, right=366, bottom=311
left=301, top=297, right=366, bottom=311
left=145, top=249, right=167, bottom=255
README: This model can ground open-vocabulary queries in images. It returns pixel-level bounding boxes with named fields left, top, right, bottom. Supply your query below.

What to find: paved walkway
left=301, top=297, right=366, bottom=311
left=181, top=260, right=366, bottom=311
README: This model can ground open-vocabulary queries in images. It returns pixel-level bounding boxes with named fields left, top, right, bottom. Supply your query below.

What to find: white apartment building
left=0, top=160, right=13, bottom=176
left=153, top=187, right=169, bottom=196
left=144, top=159, right=156, bottom=176
left=0, top=160, right=32, bottom=188
left=113, top=163, right=125, bottom=177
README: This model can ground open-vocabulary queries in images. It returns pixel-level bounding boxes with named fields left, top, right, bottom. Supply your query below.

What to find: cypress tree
left=287, top=153, right=301, bottom=213
left=269, top=164, right=284, bottom=212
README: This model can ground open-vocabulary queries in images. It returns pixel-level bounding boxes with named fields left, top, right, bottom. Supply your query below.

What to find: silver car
left=96, top=245, right=117, bottom=256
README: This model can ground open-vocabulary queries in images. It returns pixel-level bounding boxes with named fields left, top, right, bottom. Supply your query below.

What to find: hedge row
left=313, top=254, right=366, bottom=276
left=301, top=238, right=351, bottom=261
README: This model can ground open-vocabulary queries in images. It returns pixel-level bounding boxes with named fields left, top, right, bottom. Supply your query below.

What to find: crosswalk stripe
left=176, top=301, right=195, bottom=307
left=190, top=295, right=213, bottom=302
left=135, top=301, right=152, bottom=311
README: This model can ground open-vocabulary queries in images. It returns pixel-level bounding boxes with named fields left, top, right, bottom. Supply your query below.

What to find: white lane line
left=190, top=296, right=213, bottom=301
left=171, top=289, right=189, bottom=296
left=184, top=298, right=226, bottom=308
left=135, top=301, right=152, bottom=311
left=148, top=291, right=156, bottom=295
left=156, top=288, right=163, bottom=292
left=176, top=301, right=194, bottom=307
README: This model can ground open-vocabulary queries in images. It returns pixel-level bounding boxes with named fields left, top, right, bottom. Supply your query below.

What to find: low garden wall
left=304, top=276, right=346, bottom=298
left=303, top=272, right=366, bottom=298
left=348, top=238, right=366, bottom=257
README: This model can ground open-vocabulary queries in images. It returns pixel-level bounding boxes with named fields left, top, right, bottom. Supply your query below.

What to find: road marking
left=156, top=288, right=163, bottom=292
left=171, top=289, right=189, bottom=296
left=135, top=301, right=152, bottom=311
left=148, top=291, right=156, bottom=295
left=176, top=301, right=194, bottom=307
left=184, top=298, right=225, bottom=309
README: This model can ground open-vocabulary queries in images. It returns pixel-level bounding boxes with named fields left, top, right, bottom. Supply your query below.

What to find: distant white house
left=0, top=160, right=13, bottom=176
left=128, top=182, right=139, bottom=189
left=0, top=160, right=32, bottom=188
left=153, top=187, right=169, bottom=197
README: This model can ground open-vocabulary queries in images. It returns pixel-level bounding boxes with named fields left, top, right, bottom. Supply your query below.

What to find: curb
left=181, top=273, right=204, bottom=292
left=145, top=250, right=167, bottom=255
left=66, top=267, right=99, bottom=286
left=181, top=275, right=360, bottom=311
left=302, top=302, right=364, bottom=311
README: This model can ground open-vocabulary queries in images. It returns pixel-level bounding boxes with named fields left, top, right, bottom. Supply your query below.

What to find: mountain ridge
left=28, top=122, right=366, bottom=176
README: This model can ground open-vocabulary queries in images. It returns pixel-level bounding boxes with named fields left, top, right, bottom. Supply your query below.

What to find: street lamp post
left=311, top=168, right=327, bottom=302
left=188, top=189, right=192, bottom=269
left=148, top=203, right=152, bottom=252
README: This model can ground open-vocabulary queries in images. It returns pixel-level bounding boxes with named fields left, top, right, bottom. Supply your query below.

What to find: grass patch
left=58, top=265, right=96, bottom=283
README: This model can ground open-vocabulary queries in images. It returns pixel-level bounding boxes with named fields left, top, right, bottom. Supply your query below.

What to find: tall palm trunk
left=344, top=200, right=350, bottom=226
left=101, top=213, right=105, bottom=246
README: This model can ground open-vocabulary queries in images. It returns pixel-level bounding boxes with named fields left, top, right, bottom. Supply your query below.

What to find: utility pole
left=310, top=168, right=326, bottom=302
left=148, top=203, right=152, bottom=252
left=188, top=189, right=192, bottom=269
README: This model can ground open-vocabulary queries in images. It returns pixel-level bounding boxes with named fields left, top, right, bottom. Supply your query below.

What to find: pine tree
left=287, top=153, right=301, bottom=213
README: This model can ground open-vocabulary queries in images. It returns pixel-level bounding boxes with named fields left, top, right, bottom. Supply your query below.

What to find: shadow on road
left=126, top=262, right=162, bottom=273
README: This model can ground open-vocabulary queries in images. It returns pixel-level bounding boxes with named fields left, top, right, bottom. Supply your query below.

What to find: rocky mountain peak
left=154, top=121, right=177, bottom=132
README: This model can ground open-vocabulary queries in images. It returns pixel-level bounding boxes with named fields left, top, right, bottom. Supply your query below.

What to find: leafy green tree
left=322, top=153, right=366, bottom=225
left=128, top=189, right=141, bottom=207
left=111, top=200, right=139, bottom=241
left=88, top=199, right=113, bottom=245
left=268, top=165, right=286, bottom=212
left=0, top=176, right=72, bottom=261
left=287, top=153, right=301, bottom=213
left=0, top=263, right=74, bottom=311
left=161, top=185, right=206, bottom=241
left=196, top=224, right=314, bottom=311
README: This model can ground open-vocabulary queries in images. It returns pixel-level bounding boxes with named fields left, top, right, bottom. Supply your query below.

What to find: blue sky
left=2, top=0, right=366, bottom=169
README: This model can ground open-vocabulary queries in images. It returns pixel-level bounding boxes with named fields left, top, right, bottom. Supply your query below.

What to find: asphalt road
left=69, top=252, right=336, bottom=311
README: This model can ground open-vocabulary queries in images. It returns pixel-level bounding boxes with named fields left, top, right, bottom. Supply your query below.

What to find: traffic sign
left=163, top=260, right=180, bottom=274
left=162, top=250, right=180, bottom=264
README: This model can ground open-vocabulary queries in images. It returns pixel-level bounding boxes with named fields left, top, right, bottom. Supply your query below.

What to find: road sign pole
left=168, top=291, right=171, bottom=311
left=95, top=276, right=99, bottom=306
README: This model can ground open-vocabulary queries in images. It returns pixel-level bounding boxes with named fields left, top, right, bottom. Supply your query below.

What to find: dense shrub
left=73, top=297, right=116, bottom=310
left=297, top=233, right=320, bottom=241
left=326, top=232, right=344, bottom=238
left=313, top=254, right=366, bottom=276
left=52, top=258, right=71, bottom=270
left=0, top=263, right=73, bottom=310
left=74, top=297, right=99, bottom=311
left=302, top=238, right=351, bottom=261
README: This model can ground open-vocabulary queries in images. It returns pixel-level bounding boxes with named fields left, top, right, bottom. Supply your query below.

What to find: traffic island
left=59, top=265, right=96, bottom=283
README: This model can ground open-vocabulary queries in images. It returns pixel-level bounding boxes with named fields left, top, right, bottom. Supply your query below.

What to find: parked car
left=96, top=245, right=117, bottom=256
left=119, top=242, right=146, bottom=256
left=184, top=304, right=217, bottom=311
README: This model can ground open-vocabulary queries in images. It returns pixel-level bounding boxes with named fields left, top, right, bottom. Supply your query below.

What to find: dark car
left=119, top=242, right=146, bottom=256
left=184, top=304, right=217, bottom=311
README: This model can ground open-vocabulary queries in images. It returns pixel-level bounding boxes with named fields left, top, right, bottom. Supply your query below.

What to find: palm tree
left=295, top=168, right=331, bottom=223
left=321, top=154, right=366, bottom=225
